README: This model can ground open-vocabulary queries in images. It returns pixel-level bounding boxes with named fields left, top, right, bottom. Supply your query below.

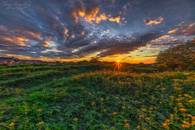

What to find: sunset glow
left=0, top=0, right=195, bottom=64
left=73, top=7, right=122, bottom=24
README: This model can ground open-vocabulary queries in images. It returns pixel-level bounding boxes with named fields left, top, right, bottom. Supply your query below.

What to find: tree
left=156, top=41, right=195, bottom=71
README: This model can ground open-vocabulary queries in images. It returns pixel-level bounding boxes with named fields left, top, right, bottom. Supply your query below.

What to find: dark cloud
left=144, top=17, right=164, bottom=26
left=72, top=32, right=161, bottom=58
left=0, top=0, right=195, bottom=60
left=168, top=23, right=195, bottom=36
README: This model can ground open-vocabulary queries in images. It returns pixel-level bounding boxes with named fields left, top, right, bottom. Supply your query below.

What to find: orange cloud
left=151, top=35, right=177, bottom=43
left=168, top=29, right=177, bottom=34
left=73, top=7, right=122, bottom=24
left=43, top=37, right=53, bottom=48
left=144, top=17, right=164, bottom=26
left=43, top=39, right=50, bottom=48
left=1, top=36, right=28, bottom=46
left=168, top=23, right=195, bottom=36
left=25, top=31, right=41, bottom=40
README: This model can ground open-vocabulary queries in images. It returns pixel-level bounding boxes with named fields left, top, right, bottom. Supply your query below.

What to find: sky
left=0, top=0, right=195, bottom=64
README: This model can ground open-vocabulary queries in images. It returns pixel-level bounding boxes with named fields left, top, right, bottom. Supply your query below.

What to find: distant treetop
left=156, top=41, right=195, bottom=71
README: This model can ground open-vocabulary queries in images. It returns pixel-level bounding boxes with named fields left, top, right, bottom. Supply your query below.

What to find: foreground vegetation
left=0, top=63, right=194, bottom=130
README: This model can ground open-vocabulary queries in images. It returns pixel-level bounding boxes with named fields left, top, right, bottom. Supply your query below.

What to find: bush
left=156, top=41, right=195, bottom=71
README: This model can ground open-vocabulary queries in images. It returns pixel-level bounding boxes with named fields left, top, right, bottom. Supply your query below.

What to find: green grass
left=0, top=63, right=194, bottom=130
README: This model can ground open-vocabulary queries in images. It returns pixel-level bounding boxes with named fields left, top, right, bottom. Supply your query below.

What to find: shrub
left=156, top=41, right=195, bottom=71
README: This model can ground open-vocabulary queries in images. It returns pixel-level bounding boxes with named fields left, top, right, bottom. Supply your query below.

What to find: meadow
left=0, top=63, right=194, bottom=130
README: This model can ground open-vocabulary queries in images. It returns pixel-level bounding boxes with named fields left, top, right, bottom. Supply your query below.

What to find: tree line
left=156, top=41, right=195, bottom=71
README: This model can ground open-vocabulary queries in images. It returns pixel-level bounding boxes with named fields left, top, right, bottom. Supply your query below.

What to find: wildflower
left=183, top=94, right=192, bottom=98
left=162, top=119, right=170, bottom=129
left=179, top=108, right=187, bottom=113
left=176, top=103, right=183, bottom=107
left=192, top=116, right=195, bottom=125
left=174, top=86, right=181, bottom=91
left=192, top=116, right=195, bottom=120
left=192, top=120, right=195, bottom=125
left=181, top=121, right=191, bottom=128
left=186, top=114, right=192, bottom=118
left=176, top=97, right=183, bottom=102
left=188, top=100, right=195, bottom=103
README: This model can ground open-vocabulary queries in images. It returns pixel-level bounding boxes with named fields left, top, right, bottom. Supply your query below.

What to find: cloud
left=151, top=35, right=178, bottom=45
left=0, top=0, right=195, bottom=63
left=0, top=35, right=28, bottom=47
left=144, top=17, right=164, bottom=26
left=72, top=6, right=122, bottom=24
left=72, top=32, right=161, bottom=58
left=168, top=23, right=195, bottom=36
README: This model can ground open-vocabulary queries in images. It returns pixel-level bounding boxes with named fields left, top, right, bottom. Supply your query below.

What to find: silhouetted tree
left=156, top=41, right=195, bottom=71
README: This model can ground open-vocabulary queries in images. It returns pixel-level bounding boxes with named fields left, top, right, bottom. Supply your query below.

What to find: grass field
left=0, top=63, right=194, bottom=130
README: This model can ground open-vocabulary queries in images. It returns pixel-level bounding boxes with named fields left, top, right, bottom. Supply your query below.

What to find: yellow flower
left=188, top=100, right=195, bottom=103
left=176, top=103, right=183, bottom=107
left=192, top=121, right=195, bottom=125
left=162, top=119, right=170, bottom=129
left=181, top=121, right=191, bottom=128
left=192, top=116, right=195, bottom=120
left=176, top=97, right=183, bottom=102
left=179, top=108, right=187, bottom=113
left=174, top=87, right=181, bottom=91
left=186, top=114, right=192, bottom=118
left=192, top=116, right=195, bottom=125
left=183, top=94, right=192, bottom=98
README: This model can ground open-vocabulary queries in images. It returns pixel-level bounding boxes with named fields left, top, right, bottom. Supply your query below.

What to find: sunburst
left=114, top=59, right=122, bottom=71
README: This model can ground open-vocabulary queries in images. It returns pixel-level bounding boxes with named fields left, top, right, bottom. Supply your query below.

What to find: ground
left=0, top=63, right=194, bottom=130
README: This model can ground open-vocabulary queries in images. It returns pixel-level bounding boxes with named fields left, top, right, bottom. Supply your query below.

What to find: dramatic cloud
left=72, top=7, right=122, bottom=24
left=0, top=0, right=195, bottom=63
left=144, top=17, right=164, bottom=26
left=168, top=23, right=195, bottom=36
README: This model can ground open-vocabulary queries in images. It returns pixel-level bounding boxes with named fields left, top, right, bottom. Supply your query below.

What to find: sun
left=114, top=59, right=122, bottom=71
left=116, top=59, right=120, bottom=63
